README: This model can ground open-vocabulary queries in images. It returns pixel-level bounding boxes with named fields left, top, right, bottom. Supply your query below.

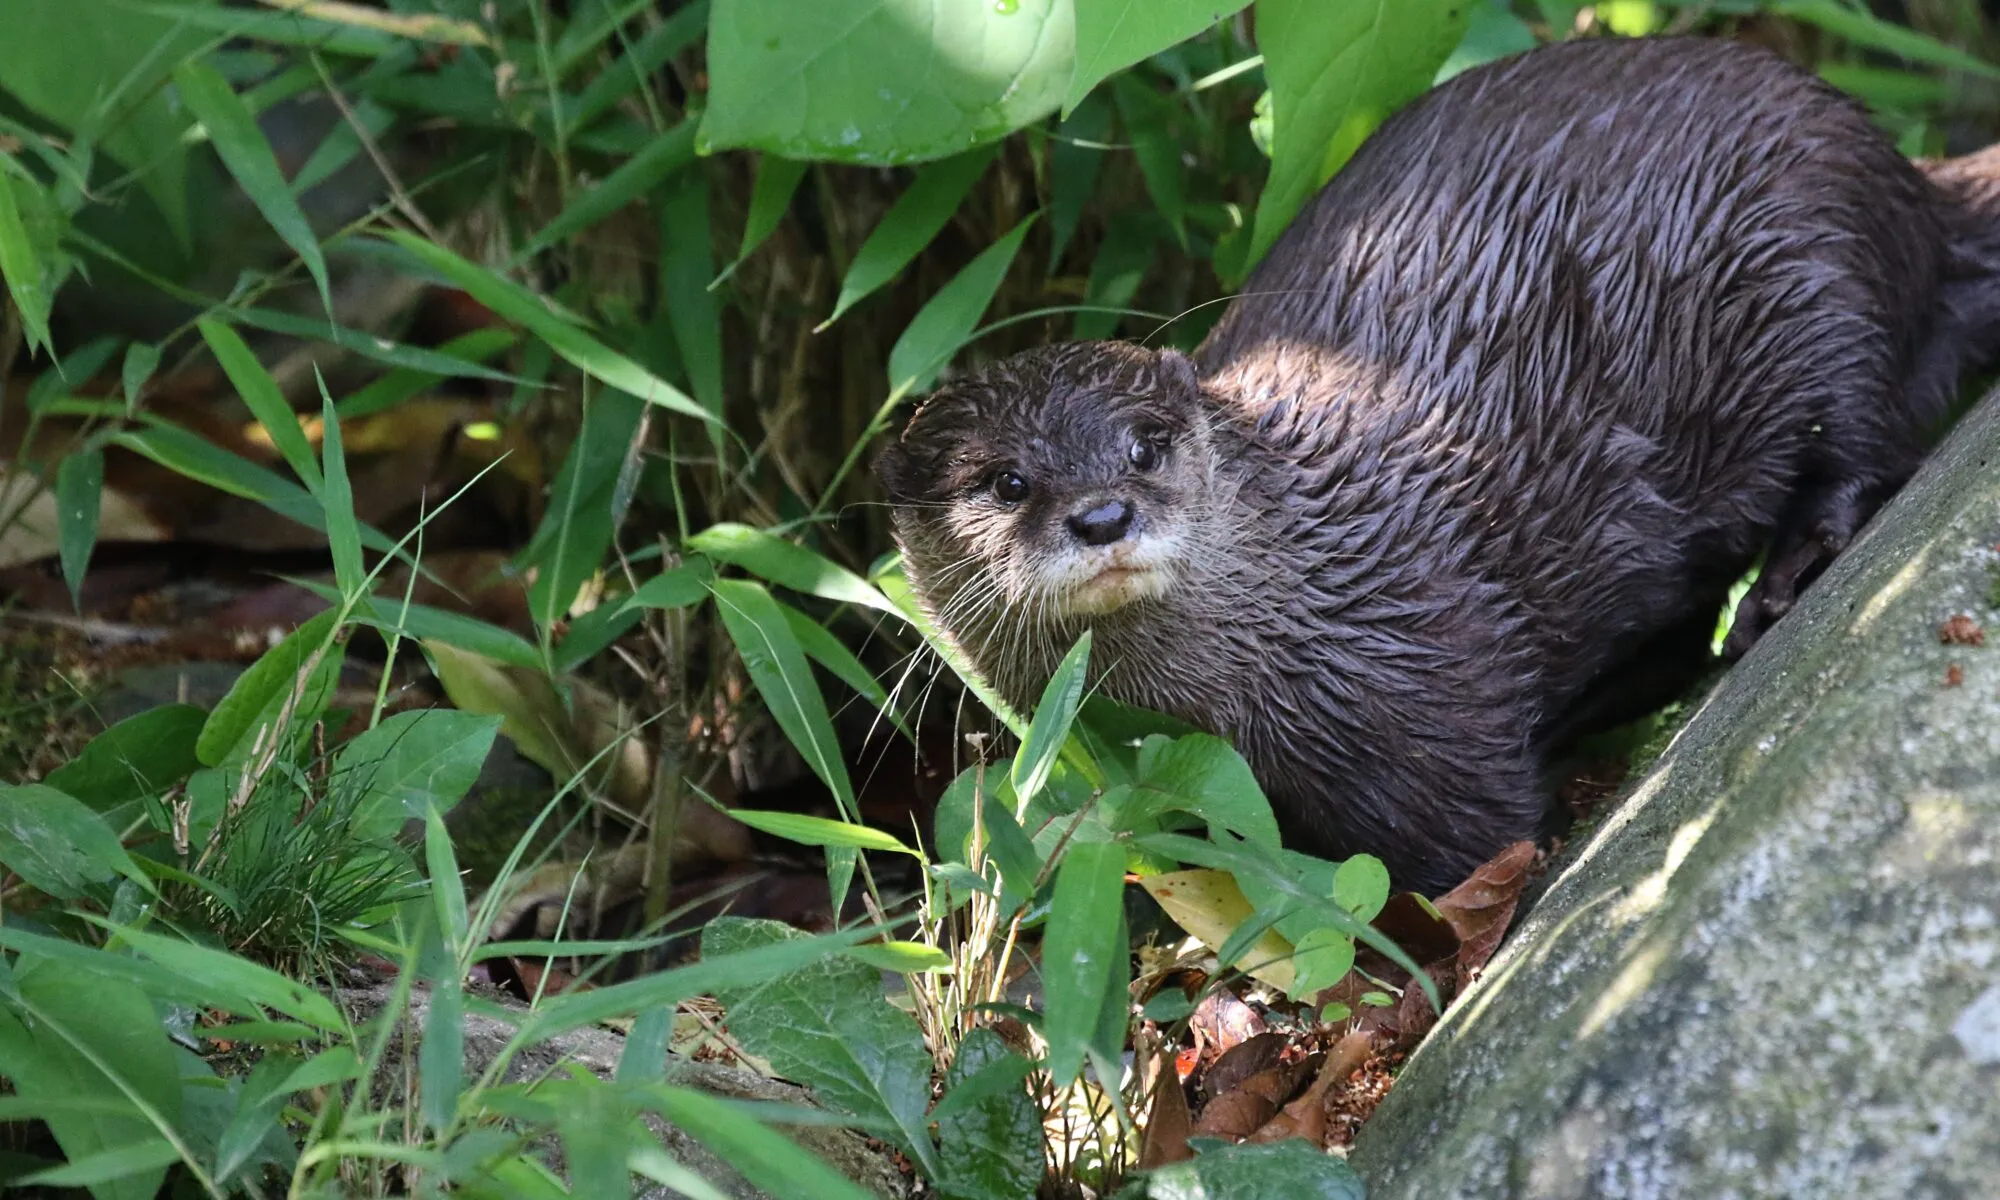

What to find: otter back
left=878, top=35, right=2000, bottom=893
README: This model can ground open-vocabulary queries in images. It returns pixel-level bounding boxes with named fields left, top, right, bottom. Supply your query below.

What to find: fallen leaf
left=1246, top=1030, right=1375, bottom=1146
left=1139, top=867, right=1298, bottom=993
left=1138, top=1052, right=1194, bottom=1168
left=1939, top=614, right=1985, bottom=646
left=1434, top=839, right=1536, bottom=982
left=1190, top=987, right=1266, bottom=1056
left=1202, top=1030, right=1286, bottom=1099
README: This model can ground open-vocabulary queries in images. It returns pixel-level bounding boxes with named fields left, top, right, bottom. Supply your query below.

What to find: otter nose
left=1067, top=500, right=1134, bottom=546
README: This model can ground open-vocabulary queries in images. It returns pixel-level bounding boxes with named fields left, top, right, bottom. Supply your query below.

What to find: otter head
left=873, top=341, right=1217, bottom=639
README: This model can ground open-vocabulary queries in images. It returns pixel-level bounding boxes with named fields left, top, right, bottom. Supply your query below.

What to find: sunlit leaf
left=1137, top=867, right=1295, bottom=991
left=700, top=0, right=1071, bottom=166
left=729, top=809, right=917, bottom=857
left=1013, top=630, right=1089, bottom=807
left=381, top=230, right=717, bottom=424
left=1246, top=0, right=1468, bottom=268
left=689, top=523, right=895, bottom=614
left=1067, top=0, right=1252, bottom=113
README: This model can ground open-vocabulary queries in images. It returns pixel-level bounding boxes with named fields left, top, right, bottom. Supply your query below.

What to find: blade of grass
left=383, top=230, right=718, bottom=425
left=173, top=59, right=332, bottom=315
left=197, top=317, right=321, bottom=490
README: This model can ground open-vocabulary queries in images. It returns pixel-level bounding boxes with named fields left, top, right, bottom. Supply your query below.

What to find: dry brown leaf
left=1189, top=987, right=1266, bottom=1056
left=1202, top=1030, right=1286, bottom=1099
left=1434, top=840, right=1537, bottom=982
left=1137, top=1054, right=1194, bottom=1169
left=1247, top=1032, right=1375, bottom=1146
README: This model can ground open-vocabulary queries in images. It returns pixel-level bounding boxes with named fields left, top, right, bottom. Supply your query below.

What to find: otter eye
left=1128, top=436, right=1162, bottom=471
left=992, top=470, right=1030, bottom=504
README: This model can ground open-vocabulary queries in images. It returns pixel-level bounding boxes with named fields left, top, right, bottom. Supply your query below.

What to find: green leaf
left=425, top=804, right=470, bottom=954
left=121, top=342, right=162, bottom=409
left=98, top=923, right=348, bottom=1030
left=657, top=167, right=724, bottom=427
left=0, top=962, right=181, bottom=1200
left=228, top=306, right=520, bottom=383
left=0, top=168, right=58, bottom=354
left=336, top=327, right=519, bottom=419
left=569, top=1, right=712, bottom=133
left=1246, top=0, right=1469, bottom=268
left=550, top=601, right=645, bottom=673
left=876, top=565, right=1031, bottom=740
left=1434, top=0, right=1538, bottom=84
left=44, top=704, right=206, bottom=810
left=16, top=1140, right=183, bottom=1190
left=332, top=709, right=503, bottom=839
left=1774, top=0, right=2000, bottom=79
left=643, top=1084, right=881, bottom=1200
left=716, top=154, right=807, bottom=285
left=1048, top=95, right=1111, bottom=271
left=778, top=600, right=912, bottom=741
left=728, top=809, right=917, bottom=857
left=55, top=448, right=104, bottom=612
left=699, top=0, right=1073, bottom=166
left=1040, top=839, right=1129, bottom=1086
left=1073, top=214, right=1156, bottom=341
left=1331, top=854, right=1390, bottom=922
left=618, top=556, right=716, bottom=614
left=517, top=122, right=697, bottom=260
left=419, top=975, right=464, bottom=1131
left=381, top=230, right=717, bottom=424
left=354, top=596, right=543, bottom=671
left=843, top=941, right=952, bottom=973
left=0, top=784, right=150, bottom=900
left=821, top=147, right=998, bottom=329
left=0, top=4, right=202, bottom=245
left=887, top=213, right=1038, bottom=395
left=108, top=424, right=400, bottom=557
left=1287, top=928, right=1356, bottom=999
left=1111, top=77, right=1187, bottom=249
left=933, top=1027, right=1043, bottom=1200
left=1068, top=0, right=1252, bottom=113
left=523, top=387, right=645, bottom=633
left=1012, top=630, right=1090, bottom=807
left=699, top=917, right=938, bottom=1174
left=1131, top=1135, right=1366, bottom=1199
left=195, top=607, right=340, bottom=767
left=173, top=60, right=332, bottom=314
left=710, top=580, right=857, bottom=818
left=689, top=523, right=895, bottom=615
left=318, top=391, right=365, bottom=599
left=201, top=317, right=320, bottom=488
left=1131, top=733, right=1282, bottom=847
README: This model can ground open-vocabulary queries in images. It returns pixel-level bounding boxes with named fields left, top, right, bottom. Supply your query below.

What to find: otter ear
left=872, top=439, right=920, bottom=504
left=1156, top=347, right=1201, bottom=397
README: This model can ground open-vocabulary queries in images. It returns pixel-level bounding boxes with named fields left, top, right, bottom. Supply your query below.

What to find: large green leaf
left=1128, top=1136, right=1366, bottom=1199
left=932, top=1027, right=1043, bottom=1200
left=1130, top=733, right=1281, bottom=847
left=44, top=704, right=206, bottom=810
left=1067, top=0, right=1252, bottom=113
left=0, top=960, right=183, bottom=1200
left=0, top=785, right=151, bottom=900
left=195, top=608, right=341, bottom=767
left=332, top=709, right=504, bottom=839
left=1040, top=839, right=1130, bottom=1085
left=1246, top=0, right=1468, bottom=268
left=699, top=0, right=1074, bottom=165
left=0, top=1, right=205, bottom=245
left=700, top=917, right=938, bottom=1175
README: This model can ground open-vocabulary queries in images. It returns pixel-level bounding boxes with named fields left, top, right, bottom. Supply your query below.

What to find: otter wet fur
left=872, top=35, right=2000, bottom=894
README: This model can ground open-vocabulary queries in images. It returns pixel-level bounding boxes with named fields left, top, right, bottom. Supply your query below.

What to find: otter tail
left=1919, top=143, right=2000, bottom=393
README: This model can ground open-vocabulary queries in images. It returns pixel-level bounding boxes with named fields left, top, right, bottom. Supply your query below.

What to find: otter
left=872, top=35, right=2000, bottom=893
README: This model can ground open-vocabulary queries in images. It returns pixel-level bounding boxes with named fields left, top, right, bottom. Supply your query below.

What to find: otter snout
left=1067, top=499, right=1136, bottom=546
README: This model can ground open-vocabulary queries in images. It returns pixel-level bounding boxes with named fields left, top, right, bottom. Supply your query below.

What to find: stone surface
left=341, top=980, right=910, bottom=1200
left=1350, top=389, right=2000, bottom=1200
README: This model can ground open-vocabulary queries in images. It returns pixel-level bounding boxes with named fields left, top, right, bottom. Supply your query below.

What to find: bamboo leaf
left=55, top=448, right=104, bottom=612
left=173, top=60, right=332, bottom=314
left=821, top=146, right=996, bottom=329
left=887, top=213, right=1037, bottom=395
